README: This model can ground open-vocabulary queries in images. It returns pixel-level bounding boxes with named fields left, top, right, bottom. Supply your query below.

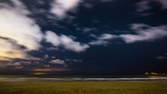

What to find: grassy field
left=0, top=81, right=167, bottom=94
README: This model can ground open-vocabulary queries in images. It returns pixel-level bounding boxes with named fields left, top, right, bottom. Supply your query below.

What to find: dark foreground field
left=0, top=80, right=167, bottom=94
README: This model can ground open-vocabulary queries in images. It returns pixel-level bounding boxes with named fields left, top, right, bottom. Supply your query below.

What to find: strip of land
left=0, top=77, right=167, bottom=82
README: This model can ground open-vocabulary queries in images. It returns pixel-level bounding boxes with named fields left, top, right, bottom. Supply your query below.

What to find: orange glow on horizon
left=31, top=68, right=69, bottom=72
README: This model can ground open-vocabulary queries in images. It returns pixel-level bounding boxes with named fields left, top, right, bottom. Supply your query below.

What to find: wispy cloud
left=136, top=0, right=167, bottom=15
left=0, top=0, right=43, bottom=61
left=0, top=8, right=43, bottom=50
left=155, top=0, right=167, bottom=9
left=50, top=0, right=80, bottom=18
left=89, top=24, right=167, bottom=45
left=156, top=52, right=167, bottom=60
left=49, top=59, right=67, bottom=67
left=45, top=31, right=89, bottom=52
left=120, top=24, right=167, bottom=43
left=89, top=34, right=117, bottom=46
left=136, top=0, right=152, bottom=15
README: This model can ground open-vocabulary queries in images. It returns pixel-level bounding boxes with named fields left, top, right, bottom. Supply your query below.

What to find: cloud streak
left=51, top=0, right=80, bottom=18
left=45, top=31, right=89, bottom=52
left=89, top=24, right=167, bottom=45
left=89, top=34, right=117, bottom=45
left=155, top=0, right=167, bottom=9
left=136, top=0, right=167, bottom=15
left=120, top=24, right=167, bottom=43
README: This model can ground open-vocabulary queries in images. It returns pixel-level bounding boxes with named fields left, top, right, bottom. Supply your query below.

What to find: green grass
left=0, top=81, right=167, bottom=94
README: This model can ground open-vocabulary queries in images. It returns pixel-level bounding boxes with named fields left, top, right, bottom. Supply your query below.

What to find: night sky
left=0, top=0, right=167, bottom=75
